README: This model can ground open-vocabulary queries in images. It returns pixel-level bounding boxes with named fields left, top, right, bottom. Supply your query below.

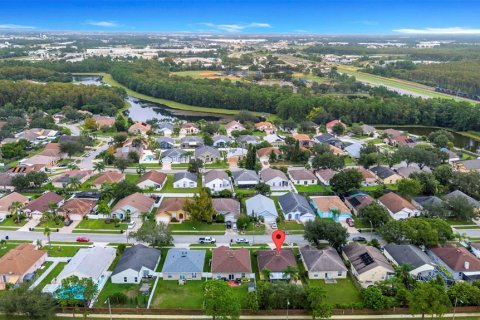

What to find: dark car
left=352, top=236, right=367, bottom=242
left=64, top=219, right=73, bottom=226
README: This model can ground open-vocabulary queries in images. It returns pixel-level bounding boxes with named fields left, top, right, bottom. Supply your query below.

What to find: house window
left=338, top=271, right=342, bottom=276
left=168, top=274, right=172, bottom=279
left=192, top=273, right=197, bottom=279
left=123, top=277, right=127, bottom=283
left=304, top=181, right=307, bottom=185
left=134, top=277, right=138, bottom=282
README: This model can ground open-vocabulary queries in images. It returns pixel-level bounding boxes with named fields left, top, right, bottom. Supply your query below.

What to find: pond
left=73, top=75, right=232, bottom=123
left=375, top=125, right=480, bottom=152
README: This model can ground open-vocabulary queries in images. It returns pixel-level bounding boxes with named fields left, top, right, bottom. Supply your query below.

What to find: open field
left=337, top=65, right=475, bottom=102
left=172, top=70, right=244, bottom=81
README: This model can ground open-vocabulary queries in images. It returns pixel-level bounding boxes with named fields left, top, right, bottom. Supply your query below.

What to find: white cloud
left=199, top=22, right=271, bottom=33
left=393, top=27, right=480, bottom=35
left=86, top=20, right=119, bottom=27
left=0, top=24, right=35, bottom=29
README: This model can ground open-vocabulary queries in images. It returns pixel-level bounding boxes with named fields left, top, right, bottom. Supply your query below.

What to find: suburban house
left=357, top=167, right=377, bottom=186
left=310, top=196, right=351, bottom=222
left=115, top=146, right=142, bottom=160
left=0, top=173, right=16, bottom=191
left=156, top=122, right=174, bottom=136
left=212, top=198, right=241, bottom=223
left=342, top=243, right=395, bottom=288
left=204, top=170, right=231, bottom=193
left=137, top=170, right=167, bottom=190
left=325, top=119, right=346, bottom=134
left=128, top=122, right=152, bottom=136
left=180, top=136, right=204, bottom=149
left=292, top=134, right=314, bottom=148
left=360, top=124, right=376, bottom=135
left=156, top=198, right=188, bottom=223
left=445, top=190, right=480, bottom=209
left=344, top=142, right=363, bottom=159
left=173, top=172, right=198, bottom=189
left=383, top=244, right=436, bottom=279
left=51, top=170, right=93, bottom=188
left=245, top=194, right=278, bottom=223
left=232, top=169, right=259, bottom=188
left=179, top=122, right=200, bottom=135
left=226, top=148, right=248, bottom=162
left=300, top=245, right=348, bottom=280
left=412, top=196, right=444, bottom=210
left=22, top=192, right=64, bottom=216
left=212, top=246, right=254, bottom=280
left=162, top=249, right=205, bottom=280
left=278, top=192, right=315, bottom=223
left=111, top=192, right=155, bottom=220
left=0, top=244, right=47, bottom=290
left=254, top=121, right=276, bottom=134
left=237, top=135, right=259, bottom=147
left=93, top=115, right=116, bottom=128
left=454, top=159, right=480, bottom=172
left=43, top=246, right=116, bottom=294
left=345, top=191, right=375, bottom=215
left=225, top=120, right=245, bottom=136
left=161, top=149, right=190, bottom=164
left=264, top=134, right=285, bottom=147
left=93, top=171, right=125, bottom=189
left=441, top=149, right=460, bottom=163
left=212, top=135, right=232, bottom=148
left=260, top=168, right=289, bottom=190
left=394, top=163, right=431, bottom=178
left=378, top=192, right=420, bottom=220
left=58, top=198, right=97, bottom=221
left=21, top=155, right=58, bottom=168
left=370, top=166, right=403, bottom=185
left=195, top=146, right=221, bottom=163
left=111, top=244, right=161, bottom=284
left=428, top=245, right=480, bottom=282
left=256, top=147, right=281, bottom=164
left=157, top=137, right=175, bottom=149
left=288, top=168, right=317, bottom=185
left=15, top=128, right=59, bottom=144
left=0, top=192, right=29, bottom=218
left=256, top=249, right=297, bottom=280
left=315, top=169, right=336, bottom=185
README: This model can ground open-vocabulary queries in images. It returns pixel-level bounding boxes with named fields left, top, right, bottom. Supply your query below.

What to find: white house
left=287, top=168, right=317, bottom=186
left=383, top=244, right=436, bottom=279
left=378, top=192, right=420, bottom=220
left=204, top=170, right=231, bottom=193
left=260, top=168, right=289, bottom=190
left=111, top=245, right=161, bottom=284
left=173, top=172, right=198, bottom=188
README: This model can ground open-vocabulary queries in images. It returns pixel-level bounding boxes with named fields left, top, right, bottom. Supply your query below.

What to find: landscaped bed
left=95, top=279, right=147, bottom=308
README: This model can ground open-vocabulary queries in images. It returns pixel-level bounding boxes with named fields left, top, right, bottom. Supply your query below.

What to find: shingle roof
left=212, top=135, right=232, bottom=143
left=245, top=195, right=278, bottom=218
left=195, top=146, right=220, bottom=158
left=300, top=245, right=347, bottom=272
left=310, top=196, right=350, bottom=213
left=346, top=193, right=374, bottom=211
left=59, top=198, right=97, bottom=216
left=413, top=196, right=444, bottom=208
left=162, top=249, right=205, bottom=273
left=58, top=246, right=116, bottom=280
left=161, top=148, right=186, bottom=158
left=371, top=166, right=397, bottom=179
left=156, top=137, right=174, bottom=144
left=257, top=249, right=296, bottom=272
left=212, top=198, right=240, bottom=217
left=212, top=246, right=251, bottom=273
left=138, top=170, right=167, bottom=185
left=260, top=168, right=288, bottom=182
left=0, top=244, right=46, bottom=276
left=430, top=244, right=480, bottom=272
left=0, top=192, right=29, bottom=213
left=112, top=244, right=160, bottom=275
left=445, top=190, right=480, bottom=208
left=112, top=192, right=155, bottom=213
left=173, top=172, right=197, bottom=183
left=232, top=169, right=259, bottom=183
left=314, top=134, right=334, bottom=143
left=23, top=192, right=63, bottom=213
left=93, top=171, right=125, bottom=185
left=384, top=244, right=434, bottom=269
left=256, top=147, right=280, bottom=158
left=278, top=192, right=314, bottom=216
left=204, top=170, right=229, bottom=183
left=288, top=169, right=316, bottom=181
left=158, top=198, right=186, bottom=213
left=343, top=243, right=394, bottom=275
left=378, top=192, right=415, bottom=213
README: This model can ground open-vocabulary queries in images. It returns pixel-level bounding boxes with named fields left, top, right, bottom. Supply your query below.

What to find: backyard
left=37, top=262, right=67, bottom=290
left=95, top=280, right=147, bottom=308
left=295, top=184, right=332, bottom=194
left=151, top=279, right=205, bottom=309
left=309, top=278, right=362, bottom=307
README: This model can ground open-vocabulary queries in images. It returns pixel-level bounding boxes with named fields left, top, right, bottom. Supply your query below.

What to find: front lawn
left=445, top=218, right=476, bottom=226
left=0, top=217, right=27, bottom=227
left=244, top=224, right=266, bottom=235
left=151, top=279, right=205, bottom=309
left=169, top=221, right=225, bottom=234
left=38, top=262, right=66, bottom=289
left=309, top=278, right=362, bottom=307
left=162, top=174, right=201, bottom=193
left=37, top=220, right=64, bottom=229
left=46, top=245, right=83, bottom=257
left=125, top=174, right=141, bottom=184
left=96, top=279, right=147, bottom=307
left=295, top=184, right=332, bottom=194
left=279, top=221, right=305, bottom=232
left=76, top=219, right=128, bottom=230
left=205, top=161, right=229, bottom=169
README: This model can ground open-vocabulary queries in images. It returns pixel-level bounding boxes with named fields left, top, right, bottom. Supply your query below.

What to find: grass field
left=76, top=219, right=128, bottom=230
left=295, top=184, right=332, bottom=193
left=162, top=174, right=201, bottom=193
left=169, top=221, right=225, bottom=233
left=47, top=245, right=82, bottom=257
left=151, top=279, right=205, bottom=309
left=125, top=174, right=141, bottom=184
left=309, top=278, right=362, bottom=306
left=0, top=217, right=27, bottom=227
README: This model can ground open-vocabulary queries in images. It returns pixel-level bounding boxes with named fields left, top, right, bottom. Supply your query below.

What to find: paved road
left=58, top=122, right=81, bottom=136
left=79, top=137, right=111, bottom=170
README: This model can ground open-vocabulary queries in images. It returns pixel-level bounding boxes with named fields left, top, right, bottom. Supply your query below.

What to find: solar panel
left=359, top=252, right=374, bottom=266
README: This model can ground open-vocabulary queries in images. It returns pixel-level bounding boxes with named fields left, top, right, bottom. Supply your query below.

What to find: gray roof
left=204, top=169, right=229, bottom=183
left=162, top=249, right=205, bottom=273
left=212, top=198, right=241, bottom=217
left=260, top=168, right=288, bottom=182
left=343, top=243, right=394, bottom=275
left=300, top=245, right=347, bottom=272
left=245, top=194, right=278, bottom=218
left=344, top=143, right=363, bottom=158
left=57, top=246, right=116, bottom=280
left=384, top=244, right=434, bottom=269
left=278, top=192, right=314, bottom=216
left=361, top=124, right=376, bottom=133
left=158, top=122, right=174, bottom=130
left=112, top=244, right=160, bottom=275
left=157, top=137, right=174, bottom=144
left=161, top=148, right=186, bottom=159
left=232, top=169, right=259, bottom=183
left=195, top=146, right=220, bottom=158
left=371, top=166, right=397, bottom=179
left=213, top=135, right=232, bottom=143
left=181, top=136, right=203, bottom=143
left=413, top=196, right=444, bottom=208
left=445, top=190, right=480, bottom=208
left=237, top=135, right=259, bottom=143
left=173, top=172, right=197, bottom=183
left=314, top=134, right=334, bottom=143
left=460, top=159, right=480, bottom=170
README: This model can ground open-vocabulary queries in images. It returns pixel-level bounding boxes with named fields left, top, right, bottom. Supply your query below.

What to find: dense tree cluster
left=0, top=66, right=72, bottom=82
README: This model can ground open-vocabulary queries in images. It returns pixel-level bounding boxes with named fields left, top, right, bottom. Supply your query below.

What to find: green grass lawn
left=309, top=278, right=362, bottom=307
left=0, top=217, right=27, bottom=227
left=151, top=279, right=205, bottom=309
left=169, top=221, right=225, bottom=233
left=234, top=187, right=256, bottom=196
left=295, top=184, right=332, bottom=193
left=46, top=245, right=82, bottom=257
left=34, top=261, right=53, bottom=279
left=76, top=219, right=128, bottom=230
left=278, top=221, right=305, bottom=232
left=38, top=262, right=66, bottom=289
left=162, top=174, right=201, bottom=193
left=244, top=223, right=266, bottom=235
left=37, top=220, right=64, bottom=229
left=125, top=174, right=141, bottom=184
left=96, top=279, right=147, bottom=307
left=205, top=162, right=229, bottom=169
left=0, top=243, right=21, bottom=257
left=445, top=218, right=476, bottom=226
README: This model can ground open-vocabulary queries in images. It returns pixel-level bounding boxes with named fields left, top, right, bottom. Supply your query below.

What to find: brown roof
left=181, top=122, right=198, bottom=129
left=292, top=134, right=310, bottom=141
left=343, top=243, right=394, bottom=275
left=0, top=192, right=29, bottom=213
left=23, top=192, right=63, bottom=213
left=128, top=122, right=151, bottom=133
left=316, top=169, right=335, bottom=182
left=93, top=171, right=125, bottom=185
left=93, top=115, right=116, bottom=127
left=378, top=192, right=415, bottom=213
left=157, top=198, right=186, bottom=214
left=255, top=121, right=274, bottom=130
left=310, top=196, right=350, bottom=213
left=0, top=244, right=46, bottom=276
left=225, top=120, right=244, bottom=130
left=257, top=249, right=296, bottom=272
left=112, top=192, right=155, bottom=213
left=357, top=167, right=376, bottom=180
left=288, top=169, right=316, bottom=181
left=326, top=119, right=345, bottom=129
left=430, top=244, right=480, bottom=272
left=260, top=168, right=288, bottom=182
left=256, top=147, right=281, bottom=158
left=212, top=198, right=240, bottom=216
left=212, top=246, right=252, bottom=273
left=59, top=198, right=97, bottom=217
left=138, top=170, right=167, bottom=185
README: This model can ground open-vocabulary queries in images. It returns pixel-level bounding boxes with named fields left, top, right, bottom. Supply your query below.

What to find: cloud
left=0, top=23, right=35, bottom=29
left=393, top=27, right=480, bottom=35
left=86, top=20, right=119, bottom=27
left=199, top=22, right=271, bottom=33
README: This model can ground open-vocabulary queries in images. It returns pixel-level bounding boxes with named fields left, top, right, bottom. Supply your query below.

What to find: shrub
left=109, top=292, right=128, bottom=305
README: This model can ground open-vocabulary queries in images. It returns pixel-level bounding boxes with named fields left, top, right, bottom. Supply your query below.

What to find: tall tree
left=304, top=219, right=348, bottom=250
left=183, top=188, right=216, bottom=223
left=204, top=280, right=241, bottom=320
left=129, top=221, right=173, bottom=247
left=409, top=281, right=450, bottom=319
left=307, top=286, right=333, bottom=319
left=330, top=169, right=363, bottom=194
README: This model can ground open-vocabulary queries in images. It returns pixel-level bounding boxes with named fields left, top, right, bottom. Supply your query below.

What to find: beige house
left=156, top=198, right=188, bottom=224
left=342, top=243, right=394, bottom=288
left=93, top=171, right=125, bottom=189
left=370, top=166, right=403, bottom=185
left=128, top=122, right=152, bottom=136
left=0, top=192, right=29, bottom=218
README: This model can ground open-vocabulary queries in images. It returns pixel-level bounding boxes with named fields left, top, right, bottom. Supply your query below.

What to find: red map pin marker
left=272, top=230, right=286, bottom=254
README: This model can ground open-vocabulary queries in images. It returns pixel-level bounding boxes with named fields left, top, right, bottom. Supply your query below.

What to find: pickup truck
left=198, top=237, right=216, bottom=244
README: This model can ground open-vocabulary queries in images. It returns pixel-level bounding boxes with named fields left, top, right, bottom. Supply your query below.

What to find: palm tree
left=9, top=201, right=23, bottom=224
left=100, top=184, right=115, bottom=201
left=67, top=163, right=80, bottom=170
left=136, top=164, right=146, bottom=176
left=283, top=266, right=300, bottom=282
left=93, top=161, right=106, bottom=173
left=67, top=176, right=82, bottom=191
left=261, top=268, right=272, bottom=281
left=44, top=227, right=52, bottom=249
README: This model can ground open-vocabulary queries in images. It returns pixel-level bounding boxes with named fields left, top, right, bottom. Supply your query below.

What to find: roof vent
left=465, top=261, right=470, bottom=270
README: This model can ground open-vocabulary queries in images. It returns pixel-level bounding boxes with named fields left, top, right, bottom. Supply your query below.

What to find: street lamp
left=286, top=299, right=290, bottom=320
left=369, top=220, right=373, bottom=236
left=104, top=297, right=112, bottom=320
left=452, top=297, right=464, bottom=320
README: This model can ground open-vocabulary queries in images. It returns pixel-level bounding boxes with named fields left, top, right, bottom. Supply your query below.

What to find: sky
left=1, top=0, right=480, bottom=35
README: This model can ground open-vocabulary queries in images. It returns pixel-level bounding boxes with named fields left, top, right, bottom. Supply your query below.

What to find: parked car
left=346, top=218, right=354, bottom=227
left=352, top=236, right=367, bottom=242
left=226, top=221, right=232, bottom=229
left=76, top=236, right=90, bottom=243
left=63, top=219, right=73, bottom=226
left=271, top=222, right=277, bottom=229
left=199, top=237, right=216, bottom=244
left=0, top=216, right=5, bottom=223
left=236, top=238, right=249, bottom=244
left=232, top=223, right=237, bottom=231
left=127, top=221, right=136, bottom=229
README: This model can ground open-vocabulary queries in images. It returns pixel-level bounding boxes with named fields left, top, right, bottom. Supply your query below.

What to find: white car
left=127, top=221, right=136, bottom=229
left=236, top=238, right=249, bottom=244
left=199, top=237, right=216, bottom=244
left=0, top=216, right=5, bottom=223
left=271, top=222, right=278, bottom=229
left=232, top=223, right=237, bottom=231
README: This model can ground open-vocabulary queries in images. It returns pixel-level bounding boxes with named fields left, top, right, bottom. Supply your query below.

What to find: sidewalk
left=29, top=258, right=68, bottom=289
left=18, top=218, right=40, bottom=232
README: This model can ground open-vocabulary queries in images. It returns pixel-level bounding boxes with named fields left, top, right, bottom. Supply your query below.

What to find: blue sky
left=1, top=0, right=480, bottom=34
